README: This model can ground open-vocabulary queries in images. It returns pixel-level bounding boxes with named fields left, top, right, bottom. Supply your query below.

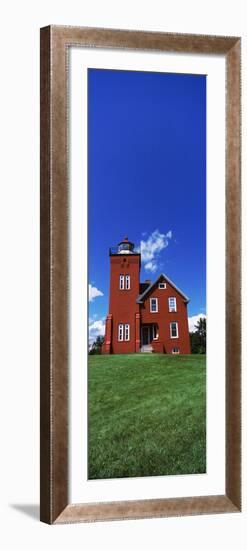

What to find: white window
left=118, top=323, right=130, bottom=341
left=168, top=297, right=177, bottom=312
left=170, top=322, right=179, bottom=339
left=172, top=347, right=180, bottom=354
left=150, top=297, right=158, bottom=312
left=118, top=324, right=124, bottom=341
left=125, top=275, right=130, bottom=290
left=152, top=324, right=158, bottom=340
left=124, top=324, right=130, bottom=341
left=119, top=275, right=124, bottom=290
left=159, top=282, right=166, bottom=289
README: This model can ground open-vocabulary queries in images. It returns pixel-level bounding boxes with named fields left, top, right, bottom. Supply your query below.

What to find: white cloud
left=89, top=284, right=103, bottom=302
left=89, top=313, right=99, bottom=324
left=89, top=318, right=105, bottom=346
left=144, top=261, right=158, bottom=273
left=188, top=313, right=206, bottom=333
left=137, top=229, right=172, bottom=272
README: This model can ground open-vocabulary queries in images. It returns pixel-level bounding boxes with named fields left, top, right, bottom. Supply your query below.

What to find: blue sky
left=88, top=68, right=206, bottom=340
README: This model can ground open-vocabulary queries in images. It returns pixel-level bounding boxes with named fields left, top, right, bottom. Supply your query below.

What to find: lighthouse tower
left=103, top=237, right=141, bottom=354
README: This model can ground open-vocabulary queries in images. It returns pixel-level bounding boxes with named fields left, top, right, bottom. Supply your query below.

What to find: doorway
left=141, top=326, right=150, bottom=346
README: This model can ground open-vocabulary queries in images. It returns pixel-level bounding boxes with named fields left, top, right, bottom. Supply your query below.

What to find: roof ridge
left=137, top=273, right=189, bottom=303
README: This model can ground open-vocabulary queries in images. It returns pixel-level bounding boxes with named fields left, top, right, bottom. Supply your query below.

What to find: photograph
left=39, top=23, right=241, bottom=525
left=88, top=68, right=206, bottom=480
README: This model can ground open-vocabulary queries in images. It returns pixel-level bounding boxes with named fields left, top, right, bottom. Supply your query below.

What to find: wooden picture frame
left=40, top=25, right=241, bottom=524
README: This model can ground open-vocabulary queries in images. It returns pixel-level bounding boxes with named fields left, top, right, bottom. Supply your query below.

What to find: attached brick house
left=102, top=237, right=191, bottom=354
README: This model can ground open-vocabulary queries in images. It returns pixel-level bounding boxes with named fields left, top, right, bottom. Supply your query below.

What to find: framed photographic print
left=40, top=26, right=241, bottom=524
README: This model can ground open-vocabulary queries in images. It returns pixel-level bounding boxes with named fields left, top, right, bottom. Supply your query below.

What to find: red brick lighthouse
left=103, top=237, right=191, bottom=354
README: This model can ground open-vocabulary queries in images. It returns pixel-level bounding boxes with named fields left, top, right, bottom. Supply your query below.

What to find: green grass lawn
left=88, top=354, right=206, bottom=480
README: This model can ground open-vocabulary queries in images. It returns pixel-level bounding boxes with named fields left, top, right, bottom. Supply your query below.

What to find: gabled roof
left=136, top=273, right=190, bottom=304
left=139, top=282, right=150, bottom=294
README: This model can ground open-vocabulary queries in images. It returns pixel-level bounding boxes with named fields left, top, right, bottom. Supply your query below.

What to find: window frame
left=125, top=274, right=130, bottom=290
left=119, top=274, right=125, bottom=290
left=158, top=282, right=166, bottom=289
left=118, top=323, right=124, bottom=341
left=170, top=321, right=179, bottom=339
left=168, top=296, right=177, bottom=312
left=124, top=323, right=130, bottom=341
left=150, top=297, right=158, bottom=313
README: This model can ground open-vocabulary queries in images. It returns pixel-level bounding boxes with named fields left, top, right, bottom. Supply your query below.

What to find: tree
left=89, top=335, right=104, bottom=355
left=190, top=317, right=206, bottom=354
